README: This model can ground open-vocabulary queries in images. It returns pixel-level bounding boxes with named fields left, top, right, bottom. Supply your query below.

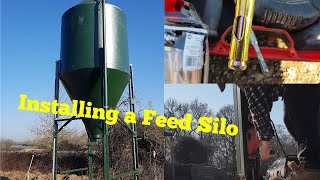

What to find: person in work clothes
left=242, top=84, right=320, bottom=179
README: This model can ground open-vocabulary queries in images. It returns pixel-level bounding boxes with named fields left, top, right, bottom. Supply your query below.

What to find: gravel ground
left=209, top=35, right=320, bottom=84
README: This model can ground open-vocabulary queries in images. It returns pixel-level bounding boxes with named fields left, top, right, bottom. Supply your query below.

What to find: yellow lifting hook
left=229, top=0, right=256, bottom=71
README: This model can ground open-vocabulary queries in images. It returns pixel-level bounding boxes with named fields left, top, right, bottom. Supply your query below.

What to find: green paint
left=60, top=1, right=129, bottom=140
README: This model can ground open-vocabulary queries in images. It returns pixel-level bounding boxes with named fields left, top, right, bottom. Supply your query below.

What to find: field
left=0, top=171, right=88, bottom=180
left=0, top=122, right=164, bottom=180
left=0, top=149, right=163, bottom=180
left=0, top=151, right=88, bottom=180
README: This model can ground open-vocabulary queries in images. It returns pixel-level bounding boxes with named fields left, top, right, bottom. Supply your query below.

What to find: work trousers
left=283, top=84, right=320, bottom=169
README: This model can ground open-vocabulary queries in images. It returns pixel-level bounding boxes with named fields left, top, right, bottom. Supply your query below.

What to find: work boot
left=285, top=161, right=320, bottom=180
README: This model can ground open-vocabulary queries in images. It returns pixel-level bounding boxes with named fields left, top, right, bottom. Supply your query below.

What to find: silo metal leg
left=88, top=139, right=93, bottom=180
left=52, top=60, right=61, bottom=180
left=101, top=0, right=110, bottom=179
left=233, top=85, right=246, bottom=179
left=52, top=122, right=58, bottom=180
left=129, top=64, right=139, bottom=180
left=103, top=123, right=110, bottom=180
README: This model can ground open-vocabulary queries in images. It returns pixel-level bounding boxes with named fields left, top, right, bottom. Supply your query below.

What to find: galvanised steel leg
left=129, top=64, right=139, bottom=180
left=103, top=124, right=110, bottom=180
left=52, top=60, right=61, bottom=180
left=101, top=0, right=110, bottom=179
left=52, top=122, right=58, bottom=180
left=233, top=85, right=246, bottom=179
left=88, top=139, right=93, bottom=180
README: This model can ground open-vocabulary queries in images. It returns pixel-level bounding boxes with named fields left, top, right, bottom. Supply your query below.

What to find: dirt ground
left=0, top=171, right=88, bottom=180
left=209, top=56, right=320, bottom=84
left=209, top=35, right=320, bottom=84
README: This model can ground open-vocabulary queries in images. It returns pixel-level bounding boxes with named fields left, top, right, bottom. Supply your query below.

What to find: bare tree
left=0, top=138, right=14, bottom=151
left=164, top=98, right=214, bottom=137
left=213, top=105, right=237, bottom=173
left=164, top=98, right=190, bottom=136
left=29, top=113, right=86, bottom=151
left=164, top=100, right=237, bottom=173
left=272, top=124, right=297, bottom=156
left=190, top=99, right=214, bottom=138
left=164, top=98, right=214, bottom=164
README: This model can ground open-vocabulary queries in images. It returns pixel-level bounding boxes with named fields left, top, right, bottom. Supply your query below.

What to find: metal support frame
left=52, top=60, right=89, bottom=180
left=210, top=26, right=320, bottom=62
left=129, top=64, right=140, bottom=180
left=101, top=0, right=139, bottom=178
left=52, top=61, right=140, bottom=180
left=100, top=64, right=140, bottom=180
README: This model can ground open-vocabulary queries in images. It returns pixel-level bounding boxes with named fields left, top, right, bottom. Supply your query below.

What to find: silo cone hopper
left=60, top=0, right=129, bottom=141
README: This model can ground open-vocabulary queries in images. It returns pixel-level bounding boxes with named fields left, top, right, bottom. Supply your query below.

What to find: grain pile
left=209, top=34, right=320, bottom=84
left=280, top=60, right=320, bottom=84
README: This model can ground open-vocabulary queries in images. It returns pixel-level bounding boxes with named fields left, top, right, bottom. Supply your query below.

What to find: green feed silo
left=60, top=0, right=129, bottom=140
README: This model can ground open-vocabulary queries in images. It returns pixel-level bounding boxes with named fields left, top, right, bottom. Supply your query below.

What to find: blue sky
left=1, top=0, right=164, bottom=141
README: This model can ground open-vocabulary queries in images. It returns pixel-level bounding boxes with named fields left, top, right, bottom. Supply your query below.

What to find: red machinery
left=165, top=0, right=184, bottom=13
left=210, top=26, right=320, bottom=62
left=165, top=0, right=320, bottom=62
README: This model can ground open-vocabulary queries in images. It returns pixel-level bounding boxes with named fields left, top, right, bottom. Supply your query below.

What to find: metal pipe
left=103, top=125, right=110, bottom=180
left=55, top=116, right=82, bottom=122
left=27, top=155, right=35, bottom=180
left=129, top=64, right=140, bottom=180
left=118, top=119, right=136, bottom=135
left=250, top=30, right=269, bottom=74
left=58, top=119, right=72, bottom=133
left=88, top=139, right=93, bottom=180
left=101, top=0, right=110, bottom=179
left=233, top=85, right=246, bottom=179
left=52, top=60, right=61, bottom=180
